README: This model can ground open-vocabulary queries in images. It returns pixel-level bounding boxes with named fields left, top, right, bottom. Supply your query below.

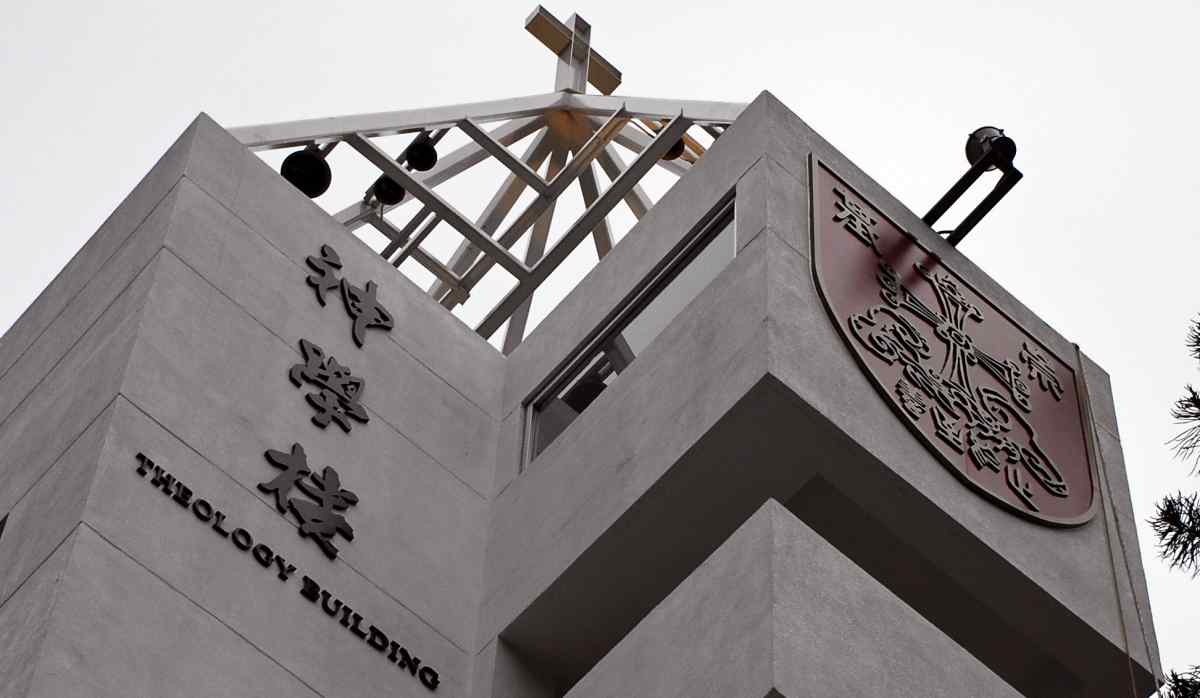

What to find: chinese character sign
left=811, top=161, right=1096, bottom=525
left=290, top=338, right=369, bottom=432
left=260, top=443, right=360, bottom=558
left=305, top=244, right=395, bottom=347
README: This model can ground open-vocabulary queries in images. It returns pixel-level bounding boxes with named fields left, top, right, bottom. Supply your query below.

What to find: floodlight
left=965, top=126, right=1016, bottom=170
left=923, top=125, right=1023, bottom=246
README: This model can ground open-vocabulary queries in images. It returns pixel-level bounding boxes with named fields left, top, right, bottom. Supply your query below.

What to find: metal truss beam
left=229, top=2, right=747, bottom=352
left=600, top=119, right=690, bottom=177
left=347, top=133, right=532, bottom=280
left=458, top=117, right=550, bottom=196
left=596, top=144, right=651, bottom=219
left=369, top=214, right=468, bottom=305
left=380, top=206, right=433, bottom=259
left=577, top=163, right=614, bottom=258
left=475, top=113, right=692, bottom=339
left=335, top=116, right=545, bottom=229
left=502, top=146, right=569, bottom=353
left=232, top=93, right=562, bottom=150
left=393, top=214, right=441, bottom=268
left=429, top=129, right=556, bottom=302
left=230, top=93, right=743, bottom=151
left=445, top=108, right=627, bottom=309
left=562, top=93, right=745, bottom=123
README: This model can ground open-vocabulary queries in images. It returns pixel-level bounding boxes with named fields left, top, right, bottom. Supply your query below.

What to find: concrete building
left=0, top=8, right=1160, bottom=697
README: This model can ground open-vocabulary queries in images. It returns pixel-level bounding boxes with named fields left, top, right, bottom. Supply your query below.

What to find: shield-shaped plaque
left=810, top=159, right=1097, bottom=525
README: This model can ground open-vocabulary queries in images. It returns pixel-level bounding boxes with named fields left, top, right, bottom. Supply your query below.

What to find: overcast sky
left=2, top=0, right=1197, bottom=682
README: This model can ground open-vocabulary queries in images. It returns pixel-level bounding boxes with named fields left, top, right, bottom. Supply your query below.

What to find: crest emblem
left=811, top=160, right=1096, bottom=525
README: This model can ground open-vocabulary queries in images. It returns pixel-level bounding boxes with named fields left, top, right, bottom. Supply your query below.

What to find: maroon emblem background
left=810, top=159, right=1096, bottom=525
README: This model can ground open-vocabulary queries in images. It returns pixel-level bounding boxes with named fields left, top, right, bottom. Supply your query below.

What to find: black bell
left=280, top=149, right=332, bottom=198
left=373, top=176, right=406, bottom=206
left=662, top=139, right=686, bottom=161
left=405, top=140, right=438, bottom=172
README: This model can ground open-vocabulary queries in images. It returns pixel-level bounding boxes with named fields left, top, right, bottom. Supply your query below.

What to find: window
left=525, top=203, right=736, bottom=463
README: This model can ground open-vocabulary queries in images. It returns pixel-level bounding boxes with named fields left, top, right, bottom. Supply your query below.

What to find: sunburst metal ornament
left=231, top=6, right=746, bottom=352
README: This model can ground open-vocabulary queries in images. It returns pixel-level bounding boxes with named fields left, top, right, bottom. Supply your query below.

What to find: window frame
left=521, top=194, right=737, bottom=467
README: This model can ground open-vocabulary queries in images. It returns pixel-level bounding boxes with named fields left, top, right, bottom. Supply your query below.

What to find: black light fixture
left=923, top=126, right=1023, bottom=246
left=280, top=144, right=333, bottom=198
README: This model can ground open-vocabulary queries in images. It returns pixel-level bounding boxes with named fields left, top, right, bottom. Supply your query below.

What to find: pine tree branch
left=1169, top=385, right=1200, bottom=465
left=1151, top=491, right=1200, bottom=575
left=1163, top=666, right=1200, bottom=698
left=1186, top=319, right=1200, bottom=362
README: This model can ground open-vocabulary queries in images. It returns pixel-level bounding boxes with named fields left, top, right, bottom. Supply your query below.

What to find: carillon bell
left=372, top=176, right=406, bottom=206
left=405, top=140, right=438, bottom=172
left=280, top=148, right=332, bottom=198
left=662, top=138, right=686, bottom=161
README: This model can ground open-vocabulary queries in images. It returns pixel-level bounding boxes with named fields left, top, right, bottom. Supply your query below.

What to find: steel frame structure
left=229, top=6, right=747, bottom=350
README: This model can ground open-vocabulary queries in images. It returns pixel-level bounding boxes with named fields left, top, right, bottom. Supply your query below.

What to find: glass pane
left=619, top=218, right=735, bottom=356
left=529, top=210, right=735, bottom=462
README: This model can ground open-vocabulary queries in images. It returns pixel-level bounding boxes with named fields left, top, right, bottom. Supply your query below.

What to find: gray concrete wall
left=0, top=95, right=1161, bottom=697
left=0, top=114, right=503, bottom=697
left=566, top=500, right=1022, bottom=698
left=0, top=123, right=189, bottom=697
left=482, top=92, right=1159, bottom=696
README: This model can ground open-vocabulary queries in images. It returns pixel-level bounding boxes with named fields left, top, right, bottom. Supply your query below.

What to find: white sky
left=2, top=0, right=1197, bottom=681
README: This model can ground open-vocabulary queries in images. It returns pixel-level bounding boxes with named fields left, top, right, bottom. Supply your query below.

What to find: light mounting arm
left=923, top=126, right=1023, bottom=247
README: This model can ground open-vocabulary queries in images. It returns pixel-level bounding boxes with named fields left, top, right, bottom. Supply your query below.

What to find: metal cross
left=525, top=6, right=622, bottom=94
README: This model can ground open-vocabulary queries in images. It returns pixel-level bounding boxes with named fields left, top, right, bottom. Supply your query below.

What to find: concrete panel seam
left=176, top=172, right=501, bottom=419
left=0, top=205, right=176, bottom=435
left=75, top=521, right=326, bottom=697
left=5, top=527, right=79, bottom=698
left=1099, top=434, right=1159, bottom=680
left=735, top=154, right=767, bottom=177
left=767, top=501, right=778, bottom=697
left=1076, top=344, right=1159, bottom=682
left=763, top=153, right=804, bottom=188
left=155, top=246, right=490, bottom=502
left=736, top=225, right=769, bottom=253
left=491, top=466, right=519, bottom=500
left=0, top=176, right=182, bottom=383
left=0, top=521, right=80, bottom=614
left=112, top=394, right=471, bottom=654
left=733, top=156, right=807, bottom=261
left=767, top=226, right=807, bottom=260
left=0, top=392, right=122, bottom=608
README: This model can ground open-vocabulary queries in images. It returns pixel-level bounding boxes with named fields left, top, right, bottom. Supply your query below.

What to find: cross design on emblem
left=837, top=199, right=1069, bottom=513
